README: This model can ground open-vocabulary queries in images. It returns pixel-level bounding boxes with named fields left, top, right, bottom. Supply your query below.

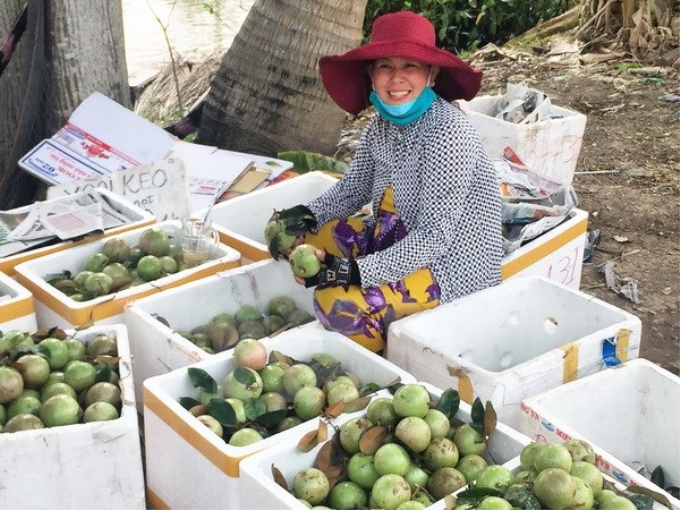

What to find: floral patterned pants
left=304, top=188, right=440, bottom=353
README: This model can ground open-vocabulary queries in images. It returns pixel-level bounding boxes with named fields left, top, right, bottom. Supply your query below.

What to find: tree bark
left=198, top=0, right=367, bottom=157
left=44, top=0, right=130, bottom=133
left=0, top=0, right=43, bottom=208
left=0, top=0, right=129, bottom=208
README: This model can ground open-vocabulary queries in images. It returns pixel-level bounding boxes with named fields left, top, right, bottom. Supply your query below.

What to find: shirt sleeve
left=305, top=121, right=377, bottom=227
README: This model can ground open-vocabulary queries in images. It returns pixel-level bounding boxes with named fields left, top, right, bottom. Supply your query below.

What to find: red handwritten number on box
left=545, top=245, right=583, bottom=286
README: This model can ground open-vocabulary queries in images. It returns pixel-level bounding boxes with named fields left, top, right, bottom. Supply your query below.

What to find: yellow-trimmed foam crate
left=13, top=220, right=241, bottom=330
left=0, top=189, right=155, bottom=276
left=192, top=172, right=338, bottom=263
left=0, top=270, right=37, bottom=332
left=142, top=328, right=416, bottom=510
left=387, top=275, right=641, bottom=429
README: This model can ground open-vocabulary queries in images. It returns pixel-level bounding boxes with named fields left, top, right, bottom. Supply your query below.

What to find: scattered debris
left=602, top=261, right=642, bottom=304
left=613, top=235, right=630, bottom=243
left=583, top=229, right=602, bottom=262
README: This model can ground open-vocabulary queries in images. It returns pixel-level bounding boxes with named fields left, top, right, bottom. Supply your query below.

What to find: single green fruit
left=83, top=252, right=109, bottom=273
left=289, top=244, right=322, bottom=278
left=39, top=394, right=82, bottom=427
left=136, top=255, right=163, bottom=281
left=138, top=228, right=171, bottom=257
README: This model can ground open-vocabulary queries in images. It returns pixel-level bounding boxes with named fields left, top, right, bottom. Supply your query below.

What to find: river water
left=122, top=0, right=254, bottom=86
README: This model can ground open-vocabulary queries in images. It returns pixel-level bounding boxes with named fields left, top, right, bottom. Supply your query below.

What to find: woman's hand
left=295, top=250, right=361, bottom=290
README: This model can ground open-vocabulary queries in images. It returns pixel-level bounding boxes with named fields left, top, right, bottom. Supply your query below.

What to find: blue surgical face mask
left=369, top=87, right=436, bottom=126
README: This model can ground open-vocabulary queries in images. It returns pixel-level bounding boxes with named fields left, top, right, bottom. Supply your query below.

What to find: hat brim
left=319, top=41, right=482, bottom=116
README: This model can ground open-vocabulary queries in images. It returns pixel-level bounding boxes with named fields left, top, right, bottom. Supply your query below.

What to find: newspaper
left=496, top=157, right=578, bottom=255
left=0, top=192, right=132, bottom=258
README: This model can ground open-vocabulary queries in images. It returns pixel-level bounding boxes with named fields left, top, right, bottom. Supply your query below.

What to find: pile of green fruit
left=0, top=328, right=123, bottom=433
left=453, top=439, right=662, bottom=510
left=46, top=227, right=207, bottom=302
left=276, top=383, right=501, bottom=509
left=155, top=296, right=315, bottom=354
left=178, top=338, right=392, bottom=447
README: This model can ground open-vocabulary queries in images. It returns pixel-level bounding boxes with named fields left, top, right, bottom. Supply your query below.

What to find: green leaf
left=471, top=397, right=485, bottom=425
left=651, top=466, right=666, bottom=488
left=233, top=366, right=257, bottom=386
left=455, top=487, right=503, bottom=504
left=626, top=493, right=654, bottom=510
left=208, top=399, right=239, bottom=426
left=94, top=364, right=112, bottom=383
left=255, top=409, right=288, bottom=428
left=435, top=388, right=460, bottom=420
left=244, top=398, right=266, bottom=421
left=524, top=493, right=542, bottom=510
left=187, top=367, right=217, bottom=393
left=179, top=396, right=201, bottom=410
left=360, top=382, right=381, bottom=396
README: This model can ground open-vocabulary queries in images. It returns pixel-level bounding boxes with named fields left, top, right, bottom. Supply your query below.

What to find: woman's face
left=368, top=57, right=437, bottom=105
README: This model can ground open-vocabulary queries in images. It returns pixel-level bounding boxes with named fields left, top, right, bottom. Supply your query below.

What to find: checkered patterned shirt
left=307, top=97, right=503, bottom=303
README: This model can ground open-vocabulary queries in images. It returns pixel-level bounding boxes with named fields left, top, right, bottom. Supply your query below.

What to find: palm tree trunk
left=198, top=0, right=367, bottom=157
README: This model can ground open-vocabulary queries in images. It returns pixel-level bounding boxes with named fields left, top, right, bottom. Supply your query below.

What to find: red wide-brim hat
left=319, top=11, right=483, bottom=116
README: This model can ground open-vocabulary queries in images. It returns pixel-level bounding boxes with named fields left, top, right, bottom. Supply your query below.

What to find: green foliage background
left=364, top=0, right=575, bottom=53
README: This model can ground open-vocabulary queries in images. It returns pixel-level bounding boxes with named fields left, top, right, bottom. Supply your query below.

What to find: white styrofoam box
left=0, top=188, right=156, bottom=276
left=502, top=208, right=588, bottom=290
left=519, top=358, right=680, bottom=508
left=0, top=324, right=145, bottom=509
left=194, top=171, right=338, bottom=262
left=386, top=275, right=641, bottom=429
left=13, top=219, right=241, bottom=330
left=0, top=270, right=37, bottom=332
left=239, top=382, right=531, bottom=510
left=143, top=328, right=417, bottom=510
left=459, top=95, right=587, bottom=186
left=123, top=258, right=315, bottom=412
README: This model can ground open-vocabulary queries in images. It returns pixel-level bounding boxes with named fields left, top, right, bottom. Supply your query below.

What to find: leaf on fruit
left=471, top=397, right=485, bottom=426
left=360, top=382, right=381, bottom=396
left=179, top=396, right=202, bottom=410
left=340, top=396, right=371, bottom=414
left=317, top=419, right=328, bottom=443
left=314, top=440, right=344, bottom=489
left=625, top=486, right=673, bottom=509
left=208, top=324, right=239, bottom=353
left=359, top=425, right=387, bottom=454
left=94, top=354, right=120, bottom=366
left=435, top=388, right=460, bottom=420
left=208, top=399, right=238, bottom=426
left=483, top=400, right=497, bottom=439
left=244, top=398, right=266, bottom=421
left=455, top=487, right=503, bottom=504
left=324, top=400, right=345, bottom=419
left=255, top=409, right=288, bottom=428
left=33, top=327, right=68, bottom=341
left=94, top=364, right=112, bottom=383
left=271, top=464, right=289, bottom=492
left=269, top=350, right=294, bottom=366
left=233, top=366, right=256, bottom=385
left=299, top=428, right=322, bottom=453
left=188, top=367, right=218, bottom=393
left=626, top=493, right=655, bottom=510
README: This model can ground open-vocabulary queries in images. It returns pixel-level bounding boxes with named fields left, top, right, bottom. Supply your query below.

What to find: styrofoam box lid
left=124, top=258, right=314, bottom=332
left=13, top=220, right=241, bottom=316
left=143, top=328, right=418, bottom=467
left=459, top=95, right=587, bottom=123
left=522, top=358, right=680, bottom=489
left=392, top=275, right=639, bottom=374
left=0, top=323, right=145, bottom=508
left=194, top=172, right=338, bottom=248
left=238, top=381, right=532, bottom=510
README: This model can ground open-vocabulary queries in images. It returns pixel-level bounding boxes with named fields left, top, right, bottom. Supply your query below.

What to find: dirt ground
left=470, top=44, right=679, bottom=375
